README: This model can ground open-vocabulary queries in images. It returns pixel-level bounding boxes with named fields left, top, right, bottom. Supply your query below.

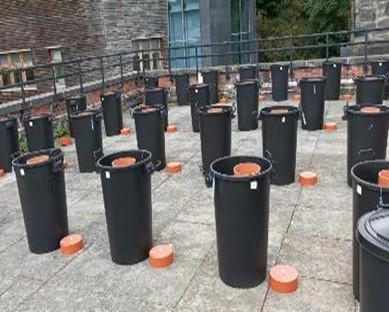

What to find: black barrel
left=358, top=209, right=389, bottom=312
left=323, top=61, right=342, bottom=100
left=0, top=116, right=19, bottom=172
left=259, top=106, right=299, bottom=185
left=299, top=77, right=327, bottom=130
left=199, top=105, right=233, bottom=187
left=133, top=106, right=166, bottom=171
left=270, top=64, right=289, bottom=101
left=355, top=76, right=385, bottom=105
left=189, top=83, right=210, bottom=133
left=23, top=114, right=55, bottom=152
left=101, top=92, right=123, bottom=136
left=97, top=150, right=154, bottom=264
left=351, top=160, right=389, bottom=300
left=144, top=76, right=159, bottom=89
left=236, top=79, right=259, bottom=131
left=145, top=87, right=168, bottom=130
left=239, top=65, right=257, bottom=81
left=71, top=110, right=103, bottom=173
left=175, top=73, right=190, bottom=106
left=371, top=60, right=389, bottom=100
left=12, top=148, right=68, bottom=253
left=65, top=96, right=87, bottom=137
left=201, top=69, right=219, bottom=104
left=346, top=105, right=389, bottom=186
left=211, top=156, right=272, bottom=288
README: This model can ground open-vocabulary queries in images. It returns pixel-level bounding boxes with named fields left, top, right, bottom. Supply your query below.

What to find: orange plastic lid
left=166, top=125, right=177, bottom=133
left=142, top=107, right=156, bottom=113
left=269, top=264, right=299, bottom=293
left=111, top=157, right=136, bottom=168
left=299, top=171, right=318, bottom=186
left=60, top=137, right=73, bottom=146
left=271, top=108, right=288, bottom=115
left=0, top=169, right=5, bottom=178
left=292, top=94, right=301, bottom=102
left=378, top=170, right=389, bottom=187
left=360, top=106, right=381, bottom=114
left=324, top=122, right=337, bottom=132
left=342, top=94, right=353, bottom=101
left=208, top=107, right=223, bottom=114
left=259, top=95, right=266, bottom=101
left=166, top=162, right=182, bottom=174
left=78, top=111, right=93, bottom=117
left=26, top=155, right=50, bottom=165
left=233, top=162, right=261, bottom=176
left=120, top=128, right=131, bottom=136
left=60, top=234, right=84, bottom=255
left=149, top=244, right=174, bottom=268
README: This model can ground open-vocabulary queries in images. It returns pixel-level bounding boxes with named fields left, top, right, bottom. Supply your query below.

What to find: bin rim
left=357, top=209, right=389, bottom=262
left=200, top=68, right=219, bottom=74
left=355, top=75, right=385, bottom=82
left=322, top=60, right=343, bottom=66
left=145, top=87, right=165, bottom=93
left=235, top=79, right=260, bottom=86
left=102, top=90, right=121, bottom=96
left=0, top=115, right=17, bottom=123
left=12, top=148, right=62, bottom=169
left=299, top=76, right=327, bottom=83
left=345, top=104, right=389, bottom=116
left=210, top=155, right=272, bottom=182
left=189, top=83, right=209, bottom=89
left=97, top=150, right=152, bottom=172
left=25, top=113, right=54, bottom=121
left=270, top=63, right=290, bottom=70
left=351, top=160, right=389, bottom=193
left=259, top=105, right=299, bottom=118
left=198, top=104, right=233, bottom=116
left=70, top=108, right=101, bottom=119
left=132, top=104, right=164, bottom=115
left=370, top=60, right=389, bottom=65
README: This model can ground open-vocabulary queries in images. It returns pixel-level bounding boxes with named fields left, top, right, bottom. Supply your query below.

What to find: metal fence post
left=225, top=42, right=230, bottom=80
left=119, top=54, right=124, bottom=88
left=288, top=35, right=294, bottom=79
left=195, top=47, right=199, bottom=78
left=78, top=59, right=84, bottom=94
left=18, top=69, right=27, bottom=111
left=364, top=30, right=369, bottom=74
left=326, top=32, right=330, bottom=61
left=100, top=56, right=105, bottom=94
left=50, top=63, right=57, bottom=96
left=141, top=50, right=145, bottom=79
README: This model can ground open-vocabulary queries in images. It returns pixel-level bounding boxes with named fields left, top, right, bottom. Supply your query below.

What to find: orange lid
left=259, top=95, right=266, bottom=101
left=26, top=155, right=50, bottom=165
left=149, top=244, right=174, bottom=268
left=0, top=169, right=5, bottom=178
left=269, top=264, right=299, bottom=293
left=378, top=170, right=389, bottom=187
left=60, top=234, right=84, bottom=255
left=219, top=98, right=230, bottom=104
left=342, top=94, right=353, bottom=101
left=111, top=157, right=136, bottom=168
left=360, top=106, right=380, bottom=114
left=59, top=137, right=73, bottom=147
left=208, top=107, right=223, bottom=114
left=233, top=162, right=261, bottom=176
left=120, top=128, right=131, bottom=136
left=271, top=108, right=289, bottom=115
left=324, top=122, right=337, bottom=132
left=299, top=171, right=318, bottom=186
left=166, top=162, right=182, bottom=174
left=142, top=107, right=156, bottom=113
left=166, top=125, right=177, bottom=133
left=292, top=94, right=301, bottom=102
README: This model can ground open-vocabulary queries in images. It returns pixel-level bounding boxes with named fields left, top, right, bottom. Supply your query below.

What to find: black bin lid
left=358, top=209, right=389, bottom=262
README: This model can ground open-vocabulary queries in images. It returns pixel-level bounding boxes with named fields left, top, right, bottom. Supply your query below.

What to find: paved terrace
left=0, top=99, right=377, bottom=312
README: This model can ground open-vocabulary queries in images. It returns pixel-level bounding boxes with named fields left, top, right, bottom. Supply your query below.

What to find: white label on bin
left=282, top=116, right=286, bottom=123
left=357, top=184, right=362, bottom=195
left=20, top=169, right=25, bottom=176
left=195, top=89, right=198, bottom=93
left=101, top=97, right=104, bottom=102
left=280, top=66, right=283, bottom=71
left=333, top=64, right=337, bottom=68
left=250, top=181, right=258, bottom=190
left=91, top=118, right=94, bottom=130
left=105, top=171, right=110, bottom=179
left=29, top=121, right=33, bottom=127
left=380, top=62, right=383, bottom=66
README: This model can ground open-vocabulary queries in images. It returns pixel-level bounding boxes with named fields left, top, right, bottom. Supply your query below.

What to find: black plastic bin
left=199, top=105, right=234, bottom=187
left=210, top=156, right=272, bottom=288
left=236, top=79, right=259, bottom=131
left=299, top=77, right=327, bottom=130
left=97, top=150, right=155, bottom=264
left=12, top=148, right=68, bottom=253
left=71, top=110, right=103, bottom=172
left=358, top=208, right=389, bottom=312
left=350, top=160, right=389, bottom=301
left=175, top=73, right=190, bottom=106
left=133, top=106, right=166, bottom=171
left=65, top=96, right=87, bottom=137
left=145, top=87, right=168, bottom=130
left=23, top=114, right=55, bottom=152
left=189, top=83, right=210, bottom=133
left=144, top=76, right=159, bottom=89
left=346, top=105, right=389, bottom=186
left=270, top=64, right=289, bottom=101
left=371, top=60, right=389, bottom=100
left=259, top=106, right=299, bottom=185
left=101, top=92, right=123, bottom=136
left=201, top=69, right=219, bottom=104
left=323, top=61, right=342, bottom=100
left=239, top=65, right=257, bottom=81
left=355, top=76, right=385, bottom=105
left=0, top=116, right=19, bottom=172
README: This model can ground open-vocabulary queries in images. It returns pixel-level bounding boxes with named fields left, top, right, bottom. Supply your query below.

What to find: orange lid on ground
left=111, top=157, right=136, bottom=168
left=360, top=106, right=380, bottom=114
left=324, top=122, right=337, bottom=132
left=292, top=94, right=301, bottom=102
left=166, top=125, right=178, bottom=133
left=120, top=128, right=131, bottom=136
left=378, top=170, right=389, bottom=187
left=342, top=94, right=353, bottom=101
left=60, top=137, right=73, bottom=147
left=299, top=171, right=318, bottom=186
left=26, top=155, right=50, bottom=165
left=0, top=169, right=5, bottom=178
left=269, top=264, right=299, bottom=293
left=60, top=234, right=84, bottom=255
left=166, top=162, right=182, bottom=174
left=149, top=244, right=174, bottom=268
left=259, top=95, right=266, bottom=101
left=233, top=162, right=261, bottom=177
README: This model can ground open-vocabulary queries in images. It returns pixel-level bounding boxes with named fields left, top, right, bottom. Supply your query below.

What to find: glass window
left=0, top=54, right=8, bottom=66
left=11, top=53, right=21, bottom=65
left=23, top=52, right=33, bottom=65
left=151, top=39, right=160, bottom=50
left=143, top=54, right=150, bottom=70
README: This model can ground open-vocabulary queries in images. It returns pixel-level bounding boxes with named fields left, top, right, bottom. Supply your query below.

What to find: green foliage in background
left=19, top=132, right=28, bottom=154
left=54, top=118, right=70, bottom=139
left=257, top=0, right=351, bottom=62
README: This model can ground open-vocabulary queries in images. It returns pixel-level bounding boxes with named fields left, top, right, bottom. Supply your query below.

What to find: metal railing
left=1, top=26, right=389, bottom=114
